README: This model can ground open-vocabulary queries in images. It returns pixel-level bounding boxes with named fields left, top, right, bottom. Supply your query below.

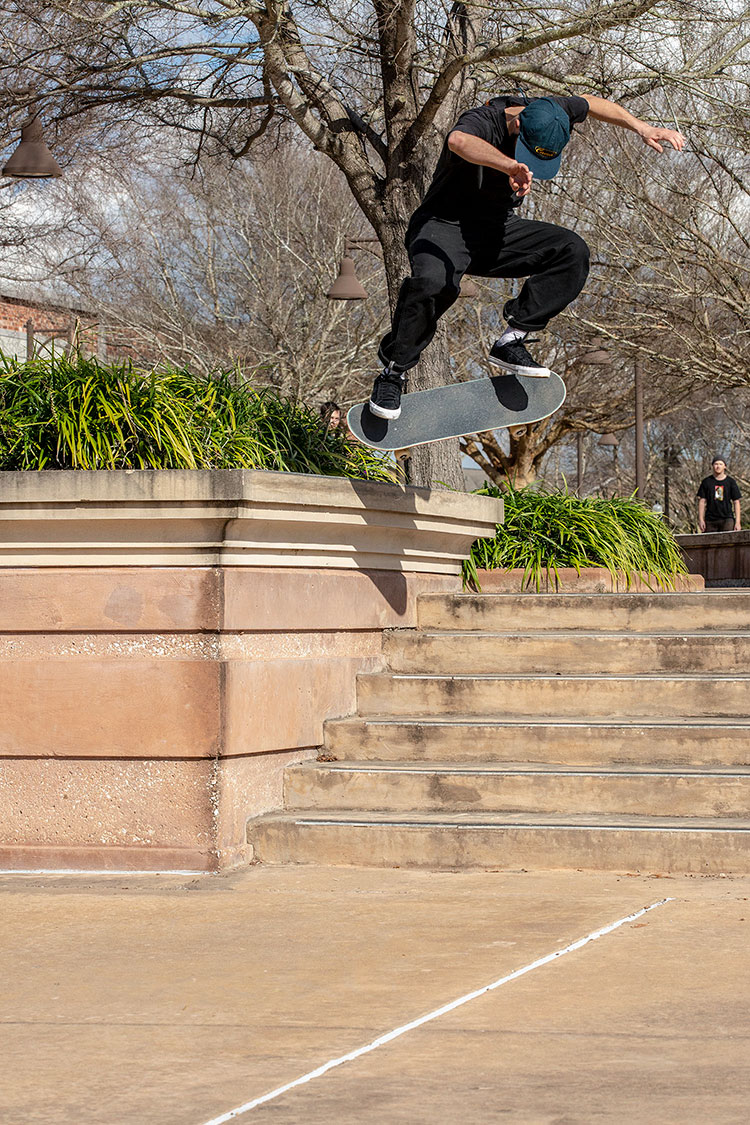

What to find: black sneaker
left=489, top=336, right=550, bottom=378
left=369, top=367, right=405, bottom=419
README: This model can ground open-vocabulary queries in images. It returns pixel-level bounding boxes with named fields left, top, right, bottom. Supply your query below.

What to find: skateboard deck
left=347, top=371, right=566, bottom=451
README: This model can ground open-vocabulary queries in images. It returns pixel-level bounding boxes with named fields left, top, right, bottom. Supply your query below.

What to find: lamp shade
left=3, top=116, right=62, bottom=178
left=327, top=257, right=368, bottom=300
left=458, top=275, right=479, bottom=298
left=578, top=337, right=611, bottom=365
left=597, top=432, right=619, bottom=448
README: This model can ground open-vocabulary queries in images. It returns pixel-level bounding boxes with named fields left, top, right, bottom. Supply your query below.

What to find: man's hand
left=584, top=97, right=687, bottom=155
left=448, top=132, right=535, bottom=198
left=639, top=125, right=686, bottom=154
left=508, top=161, right=533, bottom=197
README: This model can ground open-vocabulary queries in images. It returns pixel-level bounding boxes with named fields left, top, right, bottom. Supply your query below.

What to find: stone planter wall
left=0, top=470, right=503, bottom=872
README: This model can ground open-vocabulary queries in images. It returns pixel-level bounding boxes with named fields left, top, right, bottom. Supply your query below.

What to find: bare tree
left=0, top=171, right=97, bottom=303
left=45, top=134, right=389, bottom=403
left=4, top=1, right=750, bottom=486
left=639, top=396, right=750, bottom=532
left=450, top=77, right=750, bottom=487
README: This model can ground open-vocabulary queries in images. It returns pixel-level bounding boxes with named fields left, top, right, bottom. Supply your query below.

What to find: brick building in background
left=0, top=288, right=167, bottom=367
left=0, top=286, right=105, bottom=360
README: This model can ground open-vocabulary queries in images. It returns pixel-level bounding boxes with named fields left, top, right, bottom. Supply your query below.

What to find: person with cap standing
left=368, top=93, right=685, bottom=419
left=697, top=457, right=742, bottom=532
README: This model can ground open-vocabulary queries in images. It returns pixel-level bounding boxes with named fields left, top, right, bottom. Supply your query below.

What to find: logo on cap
left=534, top=146, right=558, bottom=159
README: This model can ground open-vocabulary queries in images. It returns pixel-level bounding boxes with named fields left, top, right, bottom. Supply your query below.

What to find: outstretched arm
left=583, top=95, right=686, bottom=153
left=448, top=131, right=534, bottom=197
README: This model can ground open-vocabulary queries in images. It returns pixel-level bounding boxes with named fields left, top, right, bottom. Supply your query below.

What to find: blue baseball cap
left=515, top=98, right=571, bottom=180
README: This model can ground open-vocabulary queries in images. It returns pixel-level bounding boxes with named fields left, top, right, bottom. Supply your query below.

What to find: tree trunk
left=507, top=428, right=540, bottom=488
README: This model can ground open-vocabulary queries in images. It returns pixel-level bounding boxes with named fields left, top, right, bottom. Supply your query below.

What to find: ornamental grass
left=463, top=484, right=688, bottom=591
left=0, top=352, right=395, bottom=481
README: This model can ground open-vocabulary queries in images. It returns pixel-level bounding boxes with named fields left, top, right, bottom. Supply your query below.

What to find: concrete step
left=384, top=630, right=750, bottom=675
left=247, top=809, right=750, bottom=873
left=356, top=673, right=750, bottom=720
left=285, top=760, right=750, bottom=818
left=418, top=592, right=750, bottom=634
left=324, top=717, right=750, bottom=766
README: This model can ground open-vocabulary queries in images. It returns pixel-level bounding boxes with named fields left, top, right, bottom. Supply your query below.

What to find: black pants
left=379, top=213, right=590, bottom=371
left=705, top=519, right=735, bottom=532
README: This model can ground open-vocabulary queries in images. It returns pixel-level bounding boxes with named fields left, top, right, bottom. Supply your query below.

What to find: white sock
left=497, top=326, right=528, bottom=347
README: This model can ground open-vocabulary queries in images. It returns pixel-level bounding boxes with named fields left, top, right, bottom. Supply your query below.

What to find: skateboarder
left=368, top=93, right=685, bottom=419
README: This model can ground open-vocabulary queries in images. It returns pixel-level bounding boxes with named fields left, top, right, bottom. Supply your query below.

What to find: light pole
left=634, top=359, right=645, bottom=499
left=576, top=339, right=613, bottom=496
left=598, top=432, right=619, bottom=491
left=663, top=444, right=680, bottom=523
left=576, top=431, right=584, bottom=494
left=578, top=341, right=646, bottom=500
left=575, top=432, right=618, bottom=495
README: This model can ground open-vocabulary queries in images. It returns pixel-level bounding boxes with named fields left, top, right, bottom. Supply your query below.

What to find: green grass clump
left=463, top=484, right=688, bottom=591
left=0, top=352, right=395, bottom=482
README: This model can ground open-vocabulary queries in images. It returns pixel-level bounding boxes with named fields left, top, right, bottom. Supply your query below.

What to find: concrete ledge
left=0, top=470, right=503, bottom=872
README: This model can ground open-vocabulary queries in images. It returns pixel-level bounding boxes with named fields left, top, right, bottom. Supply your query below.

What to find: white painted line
left=0, top=869, right=204, bottom=877
left=290, top=820, right=749, bottom=832
left=199, top=897, right=672, bottom=1124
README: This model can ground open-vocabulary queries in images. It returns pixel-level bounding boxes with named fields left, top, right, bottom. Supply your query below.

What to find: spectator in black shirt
left=697, top=458, right=742, bottom=532
left=369, top=93, right=685, bottom=420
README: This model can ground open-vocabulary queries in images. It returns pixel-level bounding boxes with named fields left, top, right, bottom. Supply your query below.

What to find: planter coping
left=0, top=469, right=503, bottom=573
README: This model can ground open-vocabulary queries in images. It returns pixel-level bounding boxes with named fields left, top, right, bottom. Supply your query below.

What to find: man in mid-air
left=368, top=92, right=685, bottom=419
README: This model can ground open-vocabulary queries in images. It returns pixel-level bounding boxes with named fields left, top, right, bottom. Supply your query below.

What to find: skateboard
left=347, top=371, right=566, bottom=451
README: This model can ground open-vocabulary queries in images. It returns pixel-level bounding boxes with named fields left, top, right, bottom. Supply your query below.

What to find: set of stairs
left=247, top=593, right=750, bottom=873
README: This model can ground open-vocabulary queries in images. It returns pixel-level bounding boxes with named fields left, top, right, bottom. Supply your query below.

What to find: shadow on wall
left=348, top=476, right=430, bottom=614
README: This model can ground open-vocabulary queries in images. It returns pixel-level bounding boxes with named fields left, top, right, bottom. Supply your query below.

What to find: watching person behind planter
left=320, top=400, right=343, bottom=429
left=697, top=457, right=742, bottom=533
left=320, top=399, right=359, bottom=443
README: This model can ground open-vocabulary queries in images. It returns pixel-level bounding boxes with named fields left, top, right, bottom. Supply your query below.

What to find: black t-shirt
left=697, top=475, right=741, bottom=520
left=411, top=94, right=590, bottom=228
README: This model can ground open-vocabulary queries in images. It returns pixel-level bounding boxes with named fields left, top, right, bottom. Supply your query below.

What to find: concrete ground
left=1, top=866, right=748, bottom=1125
